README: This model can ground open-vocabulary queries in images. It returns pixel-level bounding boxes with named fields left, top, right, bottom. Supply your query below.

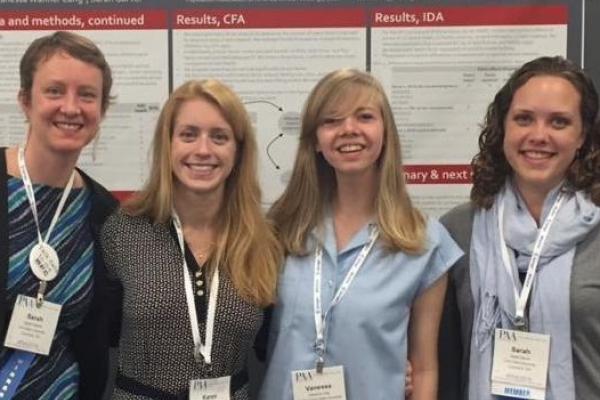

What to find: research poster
left=0, top=0, right=586, bottom=215
left=173, top=7, right=366, bottom=204
left=371, top=5, right=567, bottom=214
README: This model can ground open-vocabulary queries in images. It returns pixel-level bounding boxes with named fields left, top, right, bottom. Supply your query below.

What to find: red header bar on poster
left=0, top=10, right=167, bottom=30
left=371, top=6, right=567, bottom=27
left=404, top=164, right=472, bottom=184
left=174, top=8, right=366, bottom=29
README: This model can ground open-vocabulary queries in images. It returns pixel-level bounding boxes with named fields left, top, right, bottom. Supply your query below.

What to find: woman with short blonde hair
left=1, top=31, right=117, bottom=399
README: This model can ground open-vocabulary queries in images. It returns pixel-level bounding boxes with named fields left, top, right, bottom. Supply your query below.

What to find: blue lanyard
left=0, top=351, right=36, bottom=399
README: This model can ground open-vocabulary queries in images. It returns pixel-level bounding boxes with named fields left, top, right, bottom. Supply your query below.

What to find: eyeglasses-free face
left=20, top=51, right=104, bottom=158
left=503, top=75, right=584, bottom=198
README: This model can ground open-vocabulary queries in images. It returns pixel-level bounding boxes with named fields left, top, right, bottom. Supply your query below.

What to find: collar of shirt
left=309, top=213, right=377, bottom=263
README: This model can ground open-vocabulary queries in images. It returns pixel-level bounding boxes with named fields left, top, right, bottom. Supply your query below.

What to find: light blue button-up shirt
left=259, top=216, right=463, bottom=400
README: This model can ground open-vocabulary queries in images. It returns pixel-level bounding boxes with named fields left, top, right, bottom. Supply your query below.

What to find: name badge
left=491, top=328, right=551, bottom=400
left=189, top=376, right=230, bottom=400
left=29, top=242, right=59, bottom=281
left=4, top=295, right=61, bottom=356
left=291, top=365, right=346, bottom=400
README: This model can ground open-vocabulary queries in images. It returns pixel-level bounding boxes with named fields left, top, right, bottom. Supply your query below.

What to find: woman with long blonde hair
left=101, top=79, right=281, bottom=399
left=260, top=69, right=462, bottom=400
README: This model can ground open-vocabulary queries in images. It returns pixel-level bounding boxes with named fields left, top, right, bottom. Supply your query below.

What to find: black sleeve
left=107, top=278, right=124, bottom=347
left=438, top=269, right=464, bottom=400
left=253, top=305, right=273, bottom=362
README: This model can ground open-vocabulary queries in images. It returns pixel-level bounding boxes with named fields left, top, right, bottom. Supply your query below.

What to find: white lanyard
left=497, top=191, right=565, bottom=326
left=18, top=146, right=75, bottom=305
left=18, top=146, right=75, bottom=250
left=313, top=227, right=378, bottom=371
left=172, top=212, right=219, bottom=365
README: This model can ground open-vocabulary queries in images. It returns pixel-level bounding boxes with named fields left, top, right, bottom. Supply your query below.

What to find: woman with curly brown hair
left=439, top=56, right=600, bottom=400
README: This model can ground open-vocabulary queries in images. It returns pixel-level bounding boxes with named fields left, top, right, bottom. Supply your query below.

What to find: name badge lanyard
left=497, top=191, right=565, bottom=328
left=172, top=212, right=219, bottom=365
left=313, top=227, right=378, bottom=373
left=18, top=146, right=74, bottom=306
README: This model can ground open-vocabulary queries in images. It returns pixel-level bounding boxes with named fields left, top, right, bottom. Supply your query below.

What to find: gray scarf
left=469, top=181, right=600, bottom=400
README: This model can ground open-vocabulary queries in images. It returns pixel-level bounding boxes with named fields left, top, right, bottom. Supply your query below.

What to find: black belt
left=116, top=369, right=249, bottom=399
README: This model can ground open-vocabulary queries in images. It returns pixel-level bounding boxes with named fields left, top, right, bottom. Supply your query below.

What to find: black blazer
left=0, top=147, right=121, bottom=399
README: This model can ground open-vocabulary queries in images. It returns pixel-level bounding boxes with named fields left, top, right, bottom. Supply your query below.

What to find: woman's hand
left=405, top=360, right=413, bottom=399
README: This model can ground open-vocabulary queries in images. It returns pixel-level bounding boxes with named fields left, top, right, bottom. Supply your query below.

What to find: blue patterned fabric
left=0, top=177, right=93, bottom=399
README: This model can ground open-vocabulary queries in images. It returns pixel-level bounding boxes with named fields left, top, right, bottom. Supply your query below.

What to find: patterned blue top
left=0, top=177, right=93, bottom=399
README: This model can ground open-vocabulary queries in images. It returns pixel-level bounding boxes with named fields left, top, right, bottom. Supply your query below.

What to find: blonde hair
left=125, top=80, right=281, bottom=306
left=269, top=69, right=426, bottom=255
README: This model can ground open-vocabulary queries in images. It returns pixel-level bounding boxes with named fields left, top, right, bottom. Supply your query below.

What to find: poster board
left=1, top=0, right=595, bottom=215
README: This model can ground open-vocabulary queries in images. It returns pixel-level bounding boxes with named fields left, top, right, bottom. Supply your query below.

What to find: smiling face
left=171, top=97, right=237, bottom=199
left=20, top=51, right=104, bottom=158
left=503, top=75, right=584, bottom=198
left=316, top=90, right=385, bottom=180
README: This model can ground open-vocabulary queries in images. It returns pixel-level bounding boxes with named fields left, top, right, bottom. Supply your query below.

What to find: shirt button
left=327, top=280, right=334, bottom=287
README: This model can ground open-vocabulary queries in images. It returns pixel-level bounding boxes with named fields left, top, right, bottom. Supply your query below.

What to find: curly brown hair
left=471, top=56, right=600, bottom=208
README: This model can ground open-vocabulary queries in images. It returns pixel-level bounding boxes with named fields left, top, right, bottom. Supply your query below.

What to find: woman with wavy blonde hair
left=101, top=79, right=281, bottom=399
left=260, top=69, right=462, bottom=400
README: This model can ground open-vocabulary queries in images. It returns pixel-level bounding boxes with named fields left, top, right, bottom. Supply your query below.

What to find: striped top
left=0, top=177, right=94, bottom=399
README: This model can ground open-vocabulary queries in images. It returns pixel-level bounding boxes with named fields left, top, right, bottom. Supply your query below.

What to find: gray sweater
left=438, top=202, right=600, bottom=400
